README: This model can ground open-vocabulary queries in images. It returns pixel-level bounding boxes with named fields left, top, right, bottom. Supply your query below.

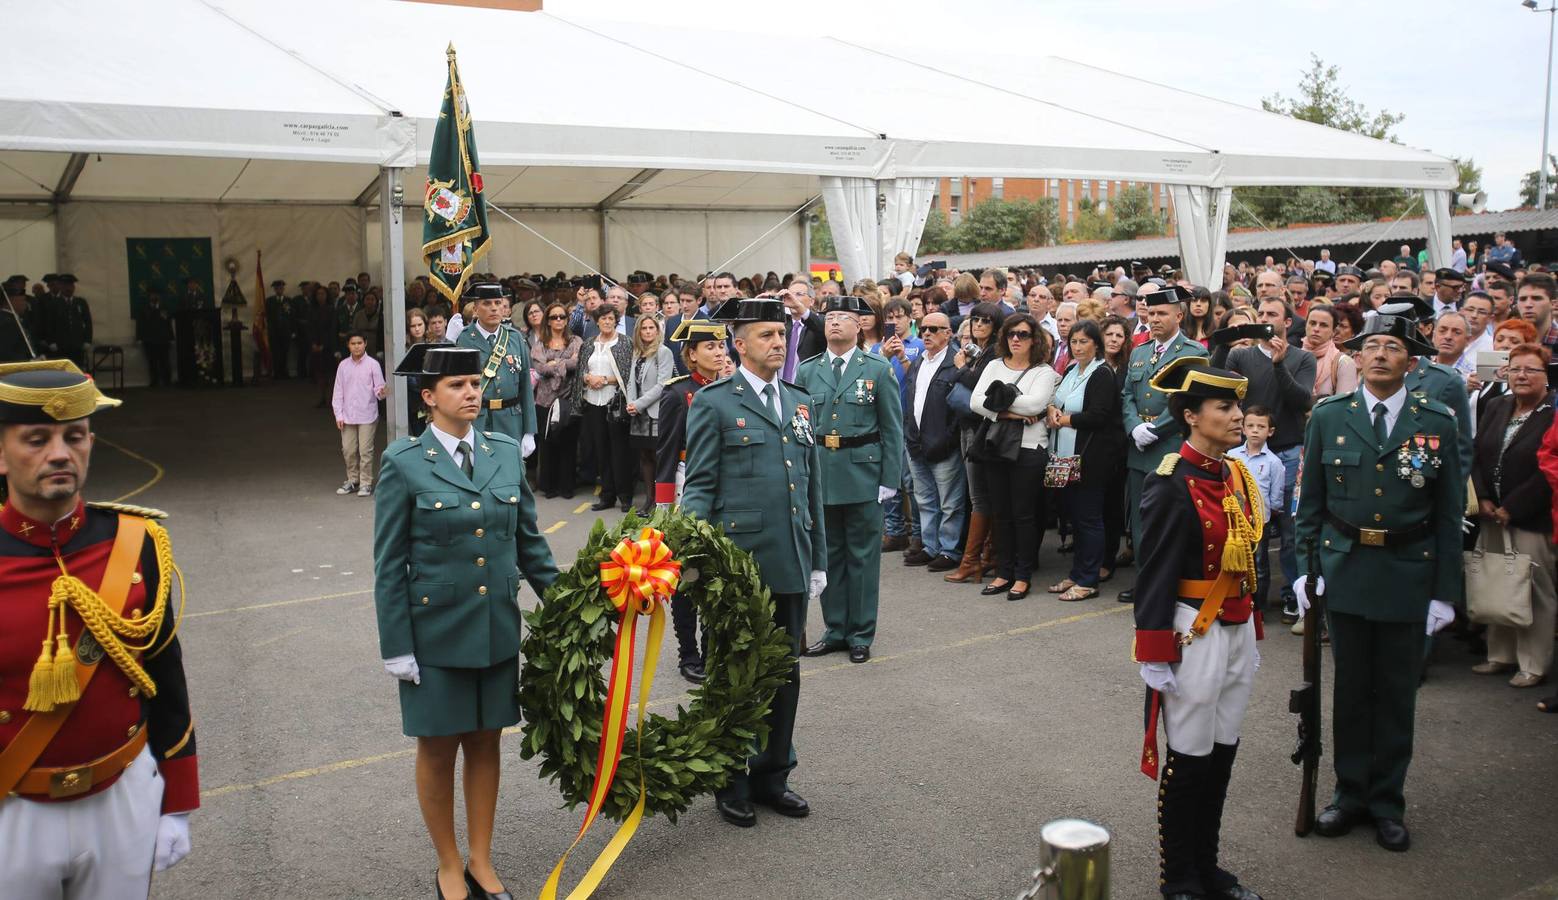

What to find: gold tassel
left=50, top=603, right=80, bottom=706
left=23, top=636, right=58, bottom=712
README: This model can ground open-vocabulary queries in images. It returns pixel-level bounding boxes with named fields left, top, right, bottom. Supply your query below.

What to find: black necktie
left=457, top=440, right=474, bottom=479
left=1372, top=402, right=1388, bottom=447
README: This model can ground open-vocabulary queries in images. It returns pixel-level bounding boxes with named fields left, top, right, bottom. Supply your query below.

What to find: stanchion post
left=1016, top=818, right=1110, bottom=900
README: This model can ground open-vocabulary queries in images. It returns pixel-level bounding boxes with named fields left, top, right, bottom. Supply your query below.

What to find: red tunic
left=0, top=501, right=199, bottom=813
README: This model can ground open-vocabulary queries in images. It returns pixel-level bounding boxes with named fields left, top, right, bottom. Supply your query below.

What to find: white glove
left=1140, top=662, right=1178, bottom=695
left=383, top=654, right=421, bottom=685
left=1426, top=599, right=1455, bottom=635
left=521, top=434, right=537, bottom=458
left=877, top=486, right=897, bottom=503
left=808, top=570, right=827, bottom=602
left=1131, top=423, right=1157, bottom=451
left=680, top=566, right=700, bottom=586
left=1293, top=575, right=1325, bottom=617
left=1253, top=645, right=1261, bottom=672
left=153, top=813, right=191, bottom=872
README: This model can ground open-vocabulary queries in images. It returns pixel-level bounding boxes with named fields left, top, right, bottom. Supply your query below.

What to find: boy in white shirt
left=1228, top=406, right=1284, bottom=609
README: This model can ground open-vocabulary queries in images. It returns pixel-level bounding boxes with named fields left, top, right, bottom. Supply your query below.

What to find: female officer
left=375, top=344, right=559, bottom=900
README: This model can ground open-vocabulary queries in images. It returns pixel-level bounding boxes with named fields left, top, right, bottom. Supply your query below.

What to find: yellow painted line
left=97, top=436, right=164, bottom=502
left=185, top=589, right=370, bottom=620
left=198, top=603, right=1128, bottom=799
left=253, top=626, right=310, bottom=648
left=544, top=520, right=568, bottom=534
left=572, top=502, right=591, bottom=514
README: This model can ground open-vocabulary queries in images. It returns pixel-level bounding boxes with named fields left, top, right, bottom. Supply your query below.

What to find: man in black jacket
left=780, top=278, right=825, bottom=380
left=903, top=312, right=966, bottom=570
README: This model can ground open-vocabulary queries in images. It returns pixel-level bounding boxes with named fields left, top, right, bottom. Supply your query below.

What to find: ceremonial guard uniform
left=1133, top=358, right=1263, bottom=900
left=374, top=345, right=558, bottom=737
left=0, top=361, right=198, bottom=897
left=1121, top=289, right=1207, bottom=602
left=1295, top=315, right=1462, bottom=852
left=796, top=295, right=904, bottom=663
left=654, top=319, right=727, bottom=682
left=681, top=299, right=826, bottom=827
left=454, top=283, right=538, bottom=450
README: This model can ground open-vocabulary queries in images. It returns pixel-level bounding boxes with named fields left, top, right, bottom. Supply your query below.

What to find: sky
left=548, top=0, right=1552, bottom=210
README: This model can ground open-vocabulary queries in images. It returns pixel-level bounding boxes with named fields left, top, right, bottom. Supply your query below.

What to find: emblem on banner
left=425, top=180, right=473, bottom=226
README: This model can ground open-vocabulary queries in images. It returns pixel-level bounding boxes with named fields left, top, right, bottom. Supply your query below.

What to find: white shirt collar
left=922, top=345, right=947, bottom=367
left=474, top=321, right=498, bottom=340
left=738, top=364, right=782, bottom=398
left=1360, top=382, right=1408, bottom=418
left=427, top=421, right=476, bottom=459
left=827, top=347, right=855, bottom=368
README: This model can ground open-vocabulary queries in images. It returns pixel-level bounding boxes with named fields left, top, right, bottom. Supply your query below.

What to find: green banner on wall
left=126, top=237, right=214, bottom=320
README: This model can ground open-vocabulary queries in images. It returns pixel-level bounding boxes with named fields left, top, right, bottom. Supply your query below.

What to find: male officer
left=1119, top=285, right=1207, bottom=604
left=1380, top=294, right=1474, bottom=477
left=681, top=297, right=827, bottom=828
left=1294, top=314, right=1462, bottom=853
left=0, top=360, right=199, bottom=896
left=797, top=295, right=904, bottom=664
left=455, top=282, right=537, bottom=460
left=54, top=275, right=92, bottom=370
left=654, top=319, right=730, bottom=683
left=266, top=279, right=293, bottom=379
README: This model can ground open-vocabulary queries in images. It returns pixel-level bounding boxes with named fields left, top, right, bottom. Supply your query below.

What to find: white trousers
left=1164, top=604, right=1257, bottom=756
left=0, top=745, right=162, bottom=900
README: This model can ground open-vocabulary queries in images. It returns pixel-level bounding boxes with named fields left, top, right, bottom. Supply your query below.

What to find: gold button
left=1195, top=499, right=1203, bottom=507
left=128, top=686, right=139, bottom=698
left=128, top=608, right=141, bottom=619
left=1376, top=463, right=1385, bottom=472
left=476, top=557, right=486, bottom=567
left=435, top=501, right=444, bottom=509
left=786, top=461, right=792, bottom=468
left=742, top=436, right=750, bottom=443
left=1206, top=564, right=1215, bottom=571
left=1204, top=521, right=1212, bottom=529
left=422, top=596, right=430, bottom=605
left=782, top=436, right=789, bottom=443
left=510, top=496, right=518, bottom=502
left=789, top=483, right=795, bottom=491
left=792, top=507, right=798, bottom=515
left=730, top=521, right=737, bottom=528
left=1374, top=513, right=1383, bottom=522
left=1206, top=544, right=1215, bottom=551
left=471, top=501, right=481, bottom=510
left=127, top=724, right=139, bottom=738
left=478, top=585, right=488, bottom=595
left=832, top=414, right=839, bottom=420
left=0, top=711, right=10, bottom=724
left=1324, top=539, right=1331, bottom=547
left=475, top=528, right=485, bottom=537
left=130, top=572, right=142, bottom=585
left=1374, top=488, right=1384, bottom=496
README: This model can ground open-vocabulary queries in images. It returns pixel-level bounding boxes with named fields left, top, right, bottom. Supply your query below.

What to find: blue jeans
left=909, top=452, right=967, bottom=559
left=883, top=446, right=920, bottom=538
left=1274, top=444, right=1301, bottom=603
left=1062, top=483, right=1106, bottom=588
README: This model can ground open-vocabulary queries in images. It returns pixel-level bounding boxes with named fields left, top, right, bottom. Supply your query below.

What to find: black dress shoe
left=754, top=789, right=809, bottom=817
left=1375, top=818, right=1410, bottom=852
left=926, top=554, right=959, bottom=572
left=1007, top=584, right=1031, bottom=601
left=1314, top=804, right=1366, bottom=837
left=980, top=581, right=1011, bottom=596
left=804, top=639, right=846, bottom=657
left=1117, top=589, right=1133, bottom=604
left=849, top=646, right=870, bottom=663
left=464, top=868, right=513, bottom=900
left=434, top=872, right=467, bottom=900
left=715, top=795, right=756, bottom=827
left=678, top=660, right=706, bottom=684
left=1212, top=884, right=1263, bottom=900
left=590, top=498, right=613, bottom=511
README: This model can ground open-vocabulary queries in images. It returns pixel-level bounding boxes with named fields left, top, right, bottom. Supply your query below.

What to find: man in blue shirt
left=878, top=298, right=924, bottom=552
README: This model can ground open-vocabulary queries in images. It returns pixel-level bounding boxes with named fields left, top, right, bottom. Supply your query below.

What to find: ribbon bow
left=599, top=527, right=681, bottom=610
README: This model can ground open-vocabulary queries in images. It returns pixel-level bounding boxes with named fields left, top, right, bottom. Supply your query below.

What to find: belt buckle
left=1359, top=527, right=1387, bottom=547
left=824, top=434, right=841, bottom=450
left=488, top=398, right=503, bottom=410
left=49, top=766, right=93, bottom=799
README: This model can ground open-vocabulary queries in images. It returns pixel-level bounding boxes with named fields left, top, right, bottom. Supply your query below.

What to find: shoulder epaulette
left=87, top=500, right=168, bottom=520
left=862, top=349, right=891, bottom=364
left=1155, top=453, right=1181, bottom=477
left=798, top=352, right=825, bottom=368
left=485, top=430, right=519, bottom=445
left=666, top=374, right=691, bottom=386
left=1415, top=397, right=1456, bottom=419
left=384, top=436, right=423, bottom=457
left=1316, top=392, right=1352, bottom=407
left=781, top=378, right=805, bottom=391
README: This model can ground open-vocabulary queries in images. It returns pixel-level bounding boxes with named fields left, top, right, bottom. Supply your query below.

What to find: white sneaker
left=357, top=485, right=374, bottom=497
left=336, top=481, right=357, bottom=495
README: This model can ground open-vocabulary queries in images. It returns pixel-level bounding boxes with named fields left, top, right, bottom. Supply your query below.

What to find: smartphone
left=1477, top=349, right=1509, bottom=384
left=883, top=322, right=898, bottom=339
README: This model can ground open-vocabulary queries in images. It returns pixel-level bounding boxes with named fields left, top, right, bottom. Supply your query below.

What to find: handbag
left=948, top=380, right=975, bottom=420
left=603, top=342, right=629, bottom=423
left=1464, top=523, right=1535, bottom=628
left=973, top=417, right=1023, bottom=463
left=1044, top=454, right=1081, bottom=488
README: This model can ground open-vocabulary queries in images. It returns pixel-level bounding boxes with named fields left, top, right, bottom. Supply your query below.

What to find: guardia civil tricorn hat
left=708, top=298, right=786, bottom=324
left=0, top=359, right=121, bottom=424
left=821, top=295, right=871, bottom=315
left=393, top=344, right=483, bottom=378
left=1342, top=314, right=1436, bottom=358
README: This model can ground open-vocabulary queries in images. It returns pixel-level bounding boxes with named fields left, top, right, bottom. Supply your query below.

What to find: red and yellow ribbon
left=541, top=528, right=680, bottom=900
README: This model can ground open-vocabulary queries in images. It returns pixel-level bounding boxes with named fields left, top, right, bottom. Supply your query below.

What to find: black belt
left=822, top=431, right=880, bottom=450
left=1323, top=511, right=1431, bottom=547
left=487, top=396, right=522, bottom=410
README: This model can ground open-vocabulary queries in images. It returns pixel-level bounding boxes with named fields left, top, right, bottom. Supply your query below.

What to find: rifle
left=1289, top=536, right=1324, bottom=836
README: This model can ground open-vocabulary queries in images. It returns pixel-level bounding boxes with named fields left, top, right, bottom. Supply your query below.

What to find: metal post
left=1016, top=819, right=1110, bottom=900
left=800, top=203, right=813, bottom=278
left=380, top=166, right=409, bottom=440
left=1542, top=5, right=1556, bottom=210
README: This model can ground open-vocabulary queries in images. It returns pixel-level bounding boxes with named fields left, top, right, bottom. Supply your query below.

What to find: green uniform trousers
left=1127, top=468, right=1147, bottom=550
left=820, top=500, right=883, bottom=649
left=1327, top=609, right=1422, bottom=821
left=719, top=591, right=804, bottom=802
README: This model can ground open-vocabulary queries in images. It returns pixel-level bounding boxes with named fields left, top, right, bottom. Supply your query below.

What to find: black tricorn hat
left=1434, top=267, right=1467, bottom=283
left=1342, top=314, right=1435, bottom=357
left=709, top=298, right=786, bottom=324
left=1147, top=356, right=1248, bottom=401
left=1143, top=283, right=1189, bottom=306
left=393, top=344, right=483, bottom=378
left=463, top=281, right=509, bottom=301
left=1375, top=293, right=1434, bottom=322
left=0, top=360, right=121, bottom=423
left=1485, top=261, right=1515, bottom=280
left=821, top=295, right=870, bottom=315
left=1334, top=265, right=1365, bottom=279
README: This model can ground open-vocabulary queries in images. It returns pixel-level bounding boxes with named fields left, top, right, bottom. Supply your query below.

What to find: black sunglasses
left=1007, top=330, right=1034, bottom=340
left=547, top=314, right=567, bottom=320
left=920, top=325, right=947, bottom=334
left=970, top=315, right=994, bottom=324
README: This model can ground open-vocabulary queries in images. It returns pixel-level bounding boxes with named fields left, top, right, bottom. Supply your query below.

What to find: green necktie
left=1372, top=402, right=1388, bottom=447
left=831, top=356, right=845, bottom=381
left=759, top=384, right=777, bottom=423
left=457, top=440, right=474, bottom=479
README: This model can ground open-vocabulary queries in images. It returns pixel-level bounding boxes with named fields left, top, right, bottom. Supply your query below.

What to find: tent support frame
left=380, top=165, right=409, bottom=440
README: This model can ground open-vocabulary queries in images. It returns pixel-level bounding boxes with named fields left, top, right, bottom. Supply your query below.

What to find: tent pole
left=599, top=212, right=610, bottom=279
left=380, top=165, right=409, bottom=441
left=800, top=199, right=813, bottom=276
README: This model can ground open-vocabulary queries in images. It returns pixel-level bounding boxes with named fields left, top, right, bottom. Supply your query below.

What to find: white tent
left=0, top=0, right=1457, bottom=416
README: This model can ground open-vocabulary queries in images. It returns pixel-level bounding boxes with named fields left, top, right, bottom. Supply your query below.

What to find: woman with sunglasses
left=969, top=313, right=1058, bottom=600
left=943, top=302, right=1008, bottom=582
left=531, top=301, right=582, bottom=499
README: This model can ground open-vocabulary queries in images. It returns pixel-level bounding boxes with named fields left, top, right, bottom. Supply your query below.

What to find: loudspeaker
left=1456, top=190, right=1488, bottom=214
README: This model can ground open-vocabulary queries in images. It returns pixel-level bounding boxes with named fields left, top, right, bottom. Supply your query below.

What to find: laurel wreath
left=518, top=508, right=794, bottom=822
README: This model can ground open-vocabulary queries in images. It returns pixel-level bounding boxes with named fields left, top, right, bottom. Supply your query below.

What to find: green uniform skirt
left=398, top=656, right=520, bottom=737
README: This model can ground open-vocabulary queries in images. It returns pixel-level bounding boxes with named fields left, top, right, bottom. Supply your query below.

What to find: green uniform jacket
left=1121, top=331, right=1207, bottom=473
left=1295, top=388, right=1464, bottom=622
left=795, top=349, right=905, bottom=506
left=1407, top=357, right=1473, bottom=477
left=373, top=429, right=558, bottom=668
left=456, top=323, right=537, bottom=441
left=680, top=373, right=827, bottom=594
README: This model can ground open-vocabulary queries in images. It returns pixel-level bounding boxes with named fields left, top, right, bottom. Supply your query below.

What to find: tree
left=918, top=208, right=955, bottom=254
left=1520, top=170, right=1543, bottom=208
left=1261, top=53, right=1404, bottom=140
left=920, top=197, right=1059, bottom=253
left=809, top=207, right=835, bottom=259
left=1108, top=185, right=1166, bottom=241
left=1452, top=156, right=1482, bottom=195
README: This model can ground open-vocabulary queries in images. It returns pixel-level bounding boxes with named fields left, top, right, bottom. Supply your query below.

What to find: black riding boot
left=1199, top=741, right=1261, bottom=900
left=1159, top=749, right=1210, bottom=898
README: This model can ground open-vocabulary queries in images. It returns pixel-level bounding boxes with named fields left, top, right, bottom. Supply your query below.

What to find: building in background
left=935, top=176, right=1176, bottom=238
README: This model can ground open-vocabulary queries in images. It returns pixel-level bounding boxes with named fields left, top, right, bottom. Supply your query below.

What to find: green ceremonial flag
left=422, top=44, right=490, bottom=304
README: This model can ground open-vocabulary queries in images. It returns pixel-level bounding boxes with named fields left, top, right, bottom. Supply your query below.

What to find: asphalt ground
left=75, top=381, right=1558, bottom=900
